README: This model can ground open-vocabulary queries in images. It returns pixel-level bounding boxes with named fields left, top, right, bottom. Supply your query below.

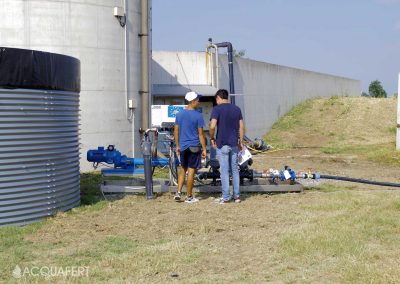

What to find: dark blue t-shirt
left=210, top=103, right=243, bottom=148
left=175, top=109, right=204, bottom=151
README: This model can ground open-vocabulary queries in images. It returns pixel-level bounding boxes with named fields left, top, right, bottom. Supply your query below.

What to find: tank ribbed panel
left=0, top=89, right=80, bottom=226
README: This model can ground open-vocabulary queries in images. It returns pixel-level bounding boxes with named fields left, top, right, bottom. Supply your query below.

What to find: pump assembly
left=87, top=98, right=400, bottom=198
left=87, top=126, right=400, bottom=198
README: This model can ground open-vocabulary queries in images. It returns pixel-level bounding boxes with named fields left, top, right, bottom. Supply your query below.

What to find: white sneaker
left=218, top=198, right=230, bottom=204
left=215, top=197, right=230, bottom=204
left=185, top=196, right=199, bottom=204
left=173, top=191, right=182, bottom=201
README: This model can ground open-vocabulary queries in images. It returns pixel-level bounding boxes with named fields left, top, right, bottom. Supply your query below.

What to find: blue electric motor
left=87, top=145, right=130, bottom=168
left=87, top=144, right=170, bottom=175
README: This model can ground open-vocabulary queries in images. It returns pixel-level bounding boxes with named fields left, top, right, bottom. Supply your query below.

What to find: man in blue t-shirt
left=174, top=91, right=207, bottom=203
left=209, top=89, right=245, bottom=203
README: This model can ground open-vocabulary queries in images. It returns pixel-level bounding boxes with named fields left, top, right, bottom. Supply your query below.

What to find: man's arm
left=209, top=118, right=217, bottom=148
left=174, top=125, right=180, bottom=155
left=239, top=119, right=245, bottom=150
left=198, top=128, right=207, bottom=158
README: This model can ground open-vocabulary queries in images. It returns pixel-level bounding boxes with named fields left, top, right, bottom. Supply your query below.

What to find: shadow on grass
left=80, top=172, right=103, bottom=205
left=80, top=168, right=171, bottom=206
left=80, top=173, right=132, bottom=206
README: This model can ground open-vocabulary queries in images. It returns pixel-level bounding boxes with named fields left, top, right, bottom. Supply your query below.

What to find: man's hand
left=176, top=146, right=181, bottom=156
left=201, top=149, right=206, bottom=159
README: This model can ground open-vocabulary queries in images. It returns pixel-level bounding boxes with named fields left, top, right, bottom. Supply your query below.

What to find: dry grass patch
left=1, top=190, right=400, bottom=283
left=265, top=96, right=397, bottom=149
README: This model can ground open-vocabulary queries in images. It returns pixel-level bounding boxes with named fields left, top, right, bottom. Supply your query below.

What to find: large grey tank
left=0, top=48, right=81, bottom=226
left=0, top=0, right=145, bottom=172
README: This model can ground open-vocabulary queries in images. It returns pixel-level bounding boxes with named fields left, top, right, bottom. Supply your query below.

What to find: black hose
left=320, top=175, right=400, bottom=188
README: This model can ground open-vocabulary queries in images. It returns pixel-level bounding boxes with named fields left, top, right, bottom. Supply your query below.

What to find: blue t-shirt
left=210, top=103, right=243, bottom=148
left=175, top=109, right=204, bottom=151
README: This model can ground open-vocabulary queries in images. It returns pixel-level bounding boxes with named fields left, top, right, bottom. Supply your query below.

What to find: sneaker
left=218, top=198, right=230, bottom=204
left=234, top=198, right=241, bottom=203
left=185, top=196, right=199, bottom=204
left=174, top=191, right=182, bottom=201
left=214, top=197, right=226, bottom=203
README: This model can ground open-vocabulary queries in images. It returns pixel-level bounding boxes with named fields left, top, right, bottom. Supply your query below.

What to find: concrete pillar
left=397, top=73, right=400, bottom=150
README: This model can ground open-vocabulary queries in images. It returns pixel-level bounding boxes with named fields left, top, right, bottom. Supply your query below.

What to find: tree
left=368, top=80, right=387, bottom=98
left=233, top=49, right=246, bottom=58
left=361, top=92, right=369, bottom=97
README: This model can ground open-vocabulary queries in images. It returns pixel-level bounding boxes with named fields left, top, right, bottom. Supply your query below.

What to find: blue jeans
left=216, top=145, right=240, bottom=201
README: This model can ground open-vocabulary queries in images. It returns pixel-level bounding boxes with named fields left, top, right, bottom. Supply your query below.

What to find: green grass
left=305, top=183, right=358, bottom=193
left=0, top=222, right=47, bottom=281
left=152, top=167, right=170, bottom=179
left=54, top=236, right=139, bottom=267
left=323, top=95, right=341, bottom=106
left=276, top=191, right=400, bottom=283
left=321, top=143, right=400, bottom=166
left=80, top=172, right=102, bottom=205
left=269, top=99, right=313, bottom=131
left=388, top=126, right=397, bottom=134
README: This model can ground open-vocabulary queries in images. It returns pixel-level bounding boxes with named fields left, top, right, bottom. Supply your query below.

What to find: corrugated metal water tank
left=0, top=47, right=81, bottom=226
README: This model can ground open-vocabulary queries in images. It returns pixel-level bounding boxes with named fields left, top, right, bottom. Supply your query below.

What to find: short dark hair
left=215, top=89, right=229, bottom=100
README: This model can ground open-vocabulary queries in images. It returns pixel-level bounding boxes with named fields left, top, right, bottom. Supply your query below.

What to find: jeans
left=216, top=145, right=240, bottom=201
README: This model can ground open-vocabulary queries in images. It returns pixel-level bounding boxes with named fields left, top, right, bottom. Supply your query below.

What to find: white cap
left=185, top=91, right=202, bottom=102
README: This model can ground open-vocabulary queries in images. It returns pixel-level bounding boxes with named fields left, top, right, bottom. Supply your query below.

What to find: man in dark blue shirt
left=209, top=89, right=245, bottom=203
left=174, top=91, right=207, bottom=203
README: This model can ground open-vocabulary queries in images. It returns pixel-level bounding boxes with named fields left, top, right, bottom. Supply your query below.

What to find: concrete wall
left=0, top=0, right=144, bottom=171
left=152, top=51, right=211, bottom=85
left=152, top=51, right=361, bottom=139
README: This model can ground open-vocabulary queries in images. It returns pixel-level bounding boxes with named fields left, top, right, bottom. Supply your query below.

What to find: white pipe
left=124, top=0, right=130, bottom=121
left=122, top=0, right=136, bottom=159
left=205, top=48, right=212, bottom=86
left=207, top=44, right=219, bottom=89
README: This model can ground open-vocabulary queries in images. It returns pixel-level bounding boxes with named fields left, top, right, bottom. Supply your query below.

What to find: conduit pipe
left=213, top=40, right=236, bottom=105
left=140, top=0, right=150, bottom=130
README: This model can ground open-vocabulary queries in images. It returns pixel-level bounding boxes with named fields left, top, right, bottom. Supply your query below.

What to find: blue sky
left=152, top=0, right=400, bottom=95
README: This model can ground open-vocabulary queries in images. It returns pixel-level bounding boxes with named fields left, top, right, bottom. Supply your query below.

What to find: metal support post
left=142, top=134, right=154, bottom=199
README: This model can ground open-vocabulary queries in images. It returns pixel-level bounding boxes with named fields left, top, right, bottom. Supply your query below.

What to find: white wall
left=152, top=51, right=361, bottom=139
left=152, top=51, right=210, bottom=85
left=219, top=56, right=361, bottom=138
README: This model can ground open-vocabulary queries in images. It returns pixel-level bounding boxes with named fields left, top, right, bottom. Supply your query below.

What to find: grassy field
left=1, top=96, right=400, bottom=283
